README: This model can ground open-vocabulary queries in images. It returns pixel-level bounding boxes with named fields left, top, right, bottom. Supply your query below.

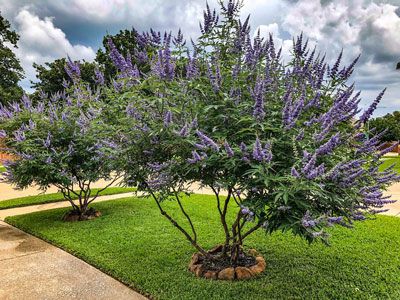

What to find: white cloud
left=2, top=0, right=400, bottom=114
left=277, top=0, right=400, bottom=117
left=11, top=9, right=96, bottom=92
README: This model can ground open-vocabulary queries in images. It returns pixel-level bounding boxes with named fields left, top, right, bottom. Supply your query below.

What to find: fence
left=0, top=139, right=14, bottom=163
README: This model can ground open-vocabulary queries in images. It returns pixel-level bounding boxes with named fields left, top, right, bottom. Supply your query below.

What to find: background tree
left=31, top=28, right=154, bottom=96
left=31, top=58, right=97, bottom=97
left=96, top=28, right=154, bottom=81
left=0, top=11, right=24, bottom=105
left=369, top=111, right=400, bottom=142
left=0, top=60, right=122, bottom=221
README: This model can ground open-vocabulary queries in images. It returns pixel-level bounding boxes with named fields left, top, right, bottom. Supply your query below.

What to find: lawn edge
left=4, top=211, right=154, bottom=300
left=0, top=187, right=137, bottom=210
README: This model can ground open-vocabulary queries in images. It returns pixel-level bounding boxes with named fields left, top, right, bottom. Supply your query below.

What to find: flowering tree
left=110, top=0, right=399, bottom=274
left=0, top=59, right=122, bottom=221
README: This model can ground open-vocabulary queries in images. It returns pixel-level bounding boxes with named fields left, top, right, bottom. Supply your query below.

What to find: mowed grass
left=379, top=156, right=400, bottom=173
left=6, top=195, right=400, bottom=300
left=0, top=187, right=136, bottom=210
left=0, top=165, right=5, bottom=172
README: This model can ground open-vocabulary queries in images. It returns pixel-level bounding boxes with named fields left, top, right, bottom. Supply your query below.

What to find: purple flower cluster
left=316, top=133, right=340, bottom=156
left=94, top=68, right=105, bottom=85
left=65, top=56, right=81, bottom=82
left=252, top=77, right=266, bottom=120
left=196, top=130, right=219, bottom=152
left=163, top=111, right=172, bottom=127
left=200, top=3, right=219, bottom=34
left=301, top=152, right=325, bottom=180
left=359, top=88, right=386, bottom=124
left=107, top=38, right=140, bottom=80
left=224, top=141, right=234, bottom=157
left=178, top=124, right=189, bottom=137
left=301, top=211, right=318, bottom=228
left=13, top=129, right=25, bottom=143
left=252, top=138, right=272, bottom=162
left=151, top=46, right=175, bottom=81
left=187, top=150, right=207, bottom=164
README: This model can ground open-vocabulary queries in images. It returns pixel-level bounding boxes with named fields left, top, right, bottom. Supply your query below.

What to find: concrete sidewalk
left=382, top=182, right=400, bottom=217
left=0, top=179, right=121, bottom=201
left=0, top=192, right=136, bottom=221
left=0, top=221, right=146, bottom=300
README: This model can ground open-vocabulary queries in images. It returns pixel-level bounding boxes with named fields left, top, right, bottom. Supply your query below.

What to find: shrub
left=111, top=0, right=399, bottom=269
left=0, top=60, right=122, bottom=220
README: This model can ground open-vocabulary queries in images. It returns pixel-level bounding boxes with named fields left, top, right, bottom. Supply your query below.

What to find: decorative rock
left=248, top=249, right=258, bottom=256
left=235, top=267, right=253, bottom=280
left=191, top=253, right=201, bottom=265
left=195, top=265, right=205, bottom=277
left=249, top=262, right=265, bottom=275
left=218, top=267, right=235, bottom=280
left=189, top=263, right=200, bottom=273
left=203, top=270, right=218, bottom=279
left=188, top=249, right=266, bottom=280
left=256, top=256, right=266, bottom=268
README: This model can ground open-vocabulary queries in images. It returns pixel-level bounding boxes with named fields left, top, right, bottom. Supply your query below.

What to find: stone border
left=188, top=247, right=266, bottom=280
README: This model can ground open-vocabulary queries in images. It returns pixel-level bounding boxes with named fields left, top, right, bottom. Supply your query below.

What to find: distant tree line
left=369, top=111, right=400, bottom=142
left=0, top=10, right=153, bottom=104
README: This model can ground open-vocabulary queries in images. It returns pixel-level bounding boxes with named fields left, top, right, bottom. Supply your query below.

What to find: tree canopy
left=31, top=58, right=97, bottom=97
left=0, top=11, right=24, bottom=105
left=370, top=111, right=400, bottom=142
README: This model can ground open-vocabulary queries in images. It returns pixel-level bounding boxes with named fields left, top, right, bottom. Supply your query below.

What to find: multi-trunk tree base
left=62, top=207, right=101, bottom=222
left=188, top=245, right=266, bottom=280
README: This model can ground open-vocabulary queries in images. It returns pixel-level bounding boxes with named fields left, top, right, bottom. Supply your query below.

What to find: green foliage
left=0, top=77, right=123, bottom=216
left=6, top=196, right=400, bottom=299
left=369, top=111, right=400, bottom=142
left=31, top=28, right=154, bottom=97
left=96, top=28, right=152, bottom=81
left=0, top=11, right=24, bottom=104
left=114, top=0, right=395, bottom=256
left=0, top=187, right=136, bottom=210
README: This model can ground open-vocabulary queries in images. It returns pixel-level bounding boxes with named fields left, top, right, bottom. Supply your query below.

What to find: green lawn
left=379, top=156, right=400, bottom=173
left=0, top=165, right=5, bottom=172
left=6, top=195, right=400, bottom=300
left=0, top=187, right=136, bottom=210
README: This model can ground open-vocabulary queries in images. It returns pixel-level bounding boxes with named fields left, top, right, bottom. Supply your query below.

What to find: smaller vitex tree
left=0, top=59, right=122, bottom=221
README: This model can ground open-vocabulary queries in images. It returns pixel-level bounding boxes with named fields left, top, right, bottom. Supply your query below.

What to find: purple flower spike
left=252, top=77, right=266, bottom=120
left=13, top=129, right=25, bottom=142
left=291, top=167, right=300, bottom=178
left=224, top=141, right=234, bottom=157
left=178, top=124, right=189, bottom=137
left=94, top=68, right=105, bottom=85
left=164, top=111, right=173, bottom=127
left=302, top=211, right=317, bottom=228
left=252, top=138, right=264, bottom=161
left=187, top=150, right=203, bottom=164
left=252, top=138, right=272, bottom=162
left=196, top=130, right=219, bottom=152
left=359, top=88, right=386, bottom=124
left=65, top=56, right=81, bottom=81
left=43, top=132, right=51, bottom=148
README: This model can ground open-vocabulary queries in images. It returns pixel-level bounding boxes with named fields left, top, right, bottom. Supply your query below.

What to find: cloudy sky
left=1, top=0, right=400, bottom=117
